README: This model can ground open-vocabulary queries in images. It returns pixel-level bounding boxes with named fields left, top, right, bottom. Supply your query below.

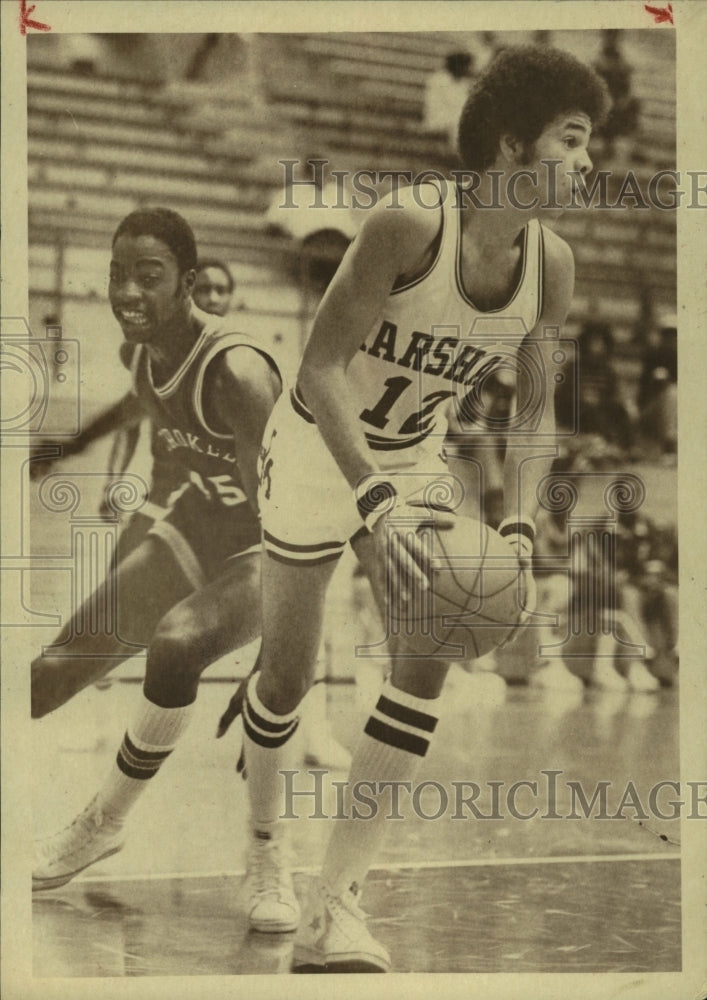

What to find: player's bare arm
left=504, top=226, right=575, bottom=518
left=210, top=346, right=282, bottom=512
left=297, top=186, right=442, bottom=490
left=500, top=227, right=575, bottom=631
left=297, top=188, right=450, bottom=598
left=79, top=390, right=145, bottom=446
left=29, top=390, right=145, bottom=479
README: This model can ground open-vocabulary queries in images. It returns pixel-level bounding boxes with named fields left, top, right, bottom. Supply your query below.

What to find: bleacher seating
left=27, top=29, right=676, bottom=383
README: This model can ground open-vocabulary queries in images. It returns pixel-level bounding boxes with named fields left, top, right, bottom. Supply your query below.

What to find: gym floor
left=25, top=447, right=685, bottom=983
left=32, top=668, right=681, bottom=977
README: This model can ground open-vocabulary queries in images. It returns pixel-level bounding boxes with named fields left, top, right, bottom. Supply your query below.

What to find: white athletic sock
left=322, top=679, right=441, bottom=897
left=96, top=695, right=194, bottom=821
left=242, top=673, right=300, bottom=836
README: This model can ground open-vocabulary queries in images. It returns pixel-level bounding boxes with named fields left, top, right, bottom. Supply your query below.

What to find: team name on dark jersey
left=155, top=426, right=237, bottom=465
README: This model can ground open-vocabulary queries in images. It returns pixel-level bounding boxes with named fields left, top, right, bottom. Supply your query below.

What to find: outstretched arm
left=29, top=392, right=145, bottom=480
left=499, top=229, right=575, bottom=639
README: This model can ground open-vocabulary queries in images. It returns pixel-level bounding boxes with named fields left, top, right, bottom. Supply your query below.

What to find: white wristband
left=355, top=480, right=398, bottom=533
left=498, top=516, right=536, bottom=558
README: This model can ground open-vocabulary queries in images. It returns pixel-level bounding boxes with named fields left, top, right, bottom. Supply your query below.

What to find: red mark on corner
left=19, top=1, right=51, bottom=35
left=644, top=3, right=674, bottom=24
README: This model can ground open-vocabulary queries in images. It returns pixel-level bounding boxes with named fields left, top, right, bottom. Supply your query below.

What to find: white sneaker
left=591, top=659, right=628, bottom=691
left=530, top=660, right=583, bottom=693
left=292, top=879, right=390, bottom=973
left=626, top=660, right=660, bottom=693
left=244, top=830, right=300, bottom=933
left=33, top=796, right=124, bottom=892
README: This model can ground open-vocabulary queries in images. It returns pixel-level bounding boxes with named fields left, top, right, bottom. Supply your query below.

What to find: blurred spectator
left=566, top=519, right=659, bottom=692
left=423, top=49, right=476, bottom=149
left=59, top=34, right=107, bottom=76
left=615, top=510, right=678, bottom=671
left=593, top=30, right=641, bottom=162
left=637, top=315, right=677, bottom=458
left=532, top=470, right=676, bottom=691
left=192, top=258, right=236, bottom=317
left=157, top=35, right=275, bottom=137
left=532, top=31, right=553, bottom=47
left=556, top=319, right=634, bottom=452
left=180, top=33, right=267, bottom=103
left=475, top=32, right=505, bottom=72
left=184, top=34, right=222, bottom=81
left=264, top=156, right=358, bottom=293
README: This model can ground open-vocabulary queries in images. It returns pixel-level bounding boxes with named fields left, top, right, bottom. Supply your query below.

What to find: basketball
left=387, top=515, right=526, bottom=660
left=26, top=24, right=679, bottom=979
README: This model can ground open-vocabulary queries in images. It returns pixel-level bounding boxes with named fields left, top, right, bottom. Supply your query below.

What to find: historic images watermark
left=275, top=158, right=705, bottom=212
left=279, top=769, right=706, bottom=823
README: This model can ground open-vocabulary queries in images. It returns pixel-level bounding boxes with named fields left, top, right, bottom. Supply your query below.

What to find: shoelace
left=38, top=802, right=104, bottom=864
left=324, top=888, right=369, bottom=925
left=249, top=842, right=290, bottom=895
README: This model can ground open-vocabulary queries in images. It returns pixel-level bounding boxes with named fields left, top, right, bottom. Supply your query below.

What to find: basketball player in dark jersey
left=32, top=210, right=293, bottom=927
left=219, top=46, right=608, bottom=969
left=107, top=257, right=238, bottom=558
left=29, top=257, right=238, bottom=562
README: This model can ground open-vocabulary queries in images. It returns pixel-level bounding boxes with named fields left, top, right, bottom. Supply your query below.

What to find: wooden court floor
left=32, top=677, right=681, bottom=977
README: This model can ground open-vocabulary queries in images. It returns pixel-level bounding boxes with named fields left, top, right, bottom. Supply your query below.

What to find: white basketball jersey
left=293, top=182, right=545, bottom=468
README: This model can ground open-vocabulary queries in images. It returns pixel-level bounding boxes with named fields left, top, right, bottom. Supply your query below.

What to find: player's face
left=522, top=111, right=593, bottom=215
left=109, top=234, right=194, bottom=343
left=192, top=267, right=233, bottom=317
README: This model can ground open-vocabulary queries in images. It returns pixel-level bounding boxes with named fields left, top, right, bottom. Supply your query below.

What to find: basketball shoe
left=531, top=659, right=584, bottom=693
left=244, top=828, right=300, bottom=933
left=292, top=879, right=390, bottom=973
left=33, top=795, right=124, bottom=891
left=626, top=659, right=660, bottom=693
left=591, top=657, right=629, bottom=691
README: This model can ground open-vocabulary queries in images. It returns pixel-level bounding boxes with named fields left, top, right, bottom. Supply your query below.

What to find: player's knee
left=256, top=661, right=314, bottom=715
left=146, top=612, right=205, bottom=689
left=31, top=656, right=61, bottom=719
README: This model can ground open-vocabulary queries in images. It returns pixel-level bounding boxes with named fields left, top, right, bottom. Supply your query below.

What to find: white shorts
left=258, top=392, right=457, bottom=567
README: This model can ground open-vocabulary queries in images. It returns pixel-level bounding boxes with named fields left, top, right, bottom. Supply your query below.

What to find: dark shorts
left=147, top=482, right=261, bottom=588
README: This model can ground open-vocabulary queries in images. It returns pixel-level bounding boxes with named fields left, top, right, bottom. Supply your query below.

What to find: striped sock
left=322, top=679, right=440, bottom=897
left=96, top=696, right=194, bottom=821
left=242, top=673, right=300, bottom=836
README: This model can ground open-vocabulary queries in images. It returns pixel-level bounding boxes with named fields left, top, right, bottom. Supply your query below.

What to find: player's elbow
left=297, top=357, right=320, bottom=401
left=298, top=352, right=343, bottom=407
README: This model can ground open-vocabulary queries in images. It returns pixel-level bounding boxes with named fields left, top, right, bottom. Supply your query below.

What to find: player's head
left=193, top=258, right=235, bottom=317
left=580, top=319, right=614, bottom=361
left=445, top=49, right=474, bottom=80
left=457, top=45, right=608, bottom=173
left=109, top=208, right=197, bottom=342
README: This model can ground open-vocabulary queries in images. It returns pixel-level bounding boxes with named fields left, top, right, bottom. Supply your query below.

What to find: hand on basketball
left=372, top=503, right=455, bottom=606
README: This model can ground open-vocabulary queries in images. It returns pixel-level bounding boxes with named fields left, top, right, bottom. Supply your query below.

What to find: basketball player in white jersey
left=223, top=45, right=608, bottom=968
left=32, top=210, right=287, bottom=903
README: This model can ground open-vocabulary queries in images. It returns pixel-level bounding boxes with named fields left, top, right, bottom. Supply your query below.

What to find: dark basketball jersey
left=126, top=305, right=281, bottom=510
